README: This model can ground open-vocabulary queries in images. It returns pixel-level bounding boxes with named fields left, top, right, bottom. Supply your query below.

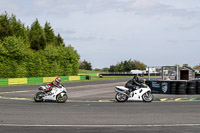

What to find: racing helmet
left=133, top=75, right=139, bottom=81
left=55, top=77, right=61, bottom=84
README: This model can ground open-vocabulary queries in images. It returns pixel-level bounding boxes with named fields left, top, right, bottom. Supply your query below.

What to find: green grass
left=79, top=69, right=103, bottom=74
left=0, top=77, right=122, bottom=87
left=62, top=77, right=122, bottom=83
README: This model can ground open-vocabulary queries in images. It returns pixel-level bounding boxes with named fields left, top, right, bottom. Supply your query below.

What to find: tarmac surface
left=0, top=77, right=200, bottom=102
left=0, top=78, right=200, bottom=133
left=1, top=99, right=200, bottom=133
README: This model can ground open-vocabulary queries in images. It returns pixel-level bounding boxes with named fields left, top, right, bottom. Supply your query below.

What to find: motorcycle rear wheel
left=142, top=91, right=153, bottom=102
left=34, top=92, right=44, bottom=102
left=56, top=93, right=68, bottom=103
left=115, top=92, right=128, bottom=102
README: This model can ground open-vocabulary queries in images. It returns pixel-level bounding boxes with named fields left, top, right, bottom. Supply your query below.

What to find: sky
left=0, top=0, right=200, bottom=69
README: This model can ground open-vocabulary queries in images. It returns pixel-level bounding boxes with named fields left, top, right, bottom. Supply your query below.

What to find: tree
left=79, top=60, right=92, bottom=70
left=123, top=60, right=136, bottom=71
left=56, top=33, right=64, bottom=46
left=94, top=68, right=101, bottom=71
left=0, top=12, right=12, bottom=40
left=29, top=19, right=46, bottom=50
left=182, top=64, right=192, bottom=69
left=44, top=22, right=56, bottom=44
left=133, top=60, right=146, bottom=70
left=0, top=12, right=80, bottom=78
left=1, top=36, right=28, bottom=60
left=9, top=14, right=28, bottom=42
left=0, top=13, right=28, bottom=42
left=109, top=59, right=146, bottom=72
left=102, top=67, right=109, bottom=72
left=193, top=65, right=200, bottom=70
left=109, top=65, right=115, bottom=72
left=0, top=36, right=29, bottom=78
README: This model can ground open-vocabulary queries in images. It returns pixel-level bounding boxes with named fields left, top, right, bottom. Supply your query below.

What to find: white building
left=130, top=70, right=146, bottom=74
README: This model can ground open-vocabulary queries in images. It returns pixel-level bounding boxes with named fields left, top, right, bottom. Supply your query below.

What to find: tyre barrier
left=168, top=80, right=200, bottom=95
left=197, top=80, right=200, bottom=94
left=176, top=81, right=187, bottom=95
left=170, top=81, right=177, bottom=94
left=86, top=75, right=91, bottom=80
left=187, top=80, right=196, bottom=95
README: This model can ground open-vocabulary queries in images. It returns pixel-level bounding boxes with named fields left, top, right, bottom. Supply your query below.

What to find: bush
left=0, top=13, right=80, bottom=78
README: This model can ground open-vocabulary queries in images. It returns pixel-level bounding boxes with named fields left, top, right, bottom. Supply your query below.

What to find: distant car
left=130, top=70, right=146, bottom=74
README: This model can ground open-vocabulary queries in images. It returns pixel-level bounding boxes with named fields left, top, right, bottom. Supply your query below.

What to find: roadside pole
left=148, top=67, right=150, bottom=80
left=161, top=66, right=164, bottom=80
left=176, top=65, right=179, bottom=80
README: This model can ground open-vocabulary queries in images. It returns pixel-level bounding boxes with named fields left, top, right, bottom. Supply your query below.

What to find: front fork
left=38, top=92, right=45, bottom=97
left=60, top=92, right=66, bottom=97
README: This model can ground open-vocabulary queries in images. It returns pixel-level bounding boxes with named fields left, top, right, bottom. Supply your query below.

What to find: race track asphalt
left=0, top=78, right=200, bottom=133
left=1, top=99, right=200, bottom=133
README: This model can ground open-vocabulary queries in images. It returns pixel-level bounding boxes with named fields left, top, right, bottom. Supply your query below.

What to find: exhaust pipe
left=115, top=89, right=129, bottom=97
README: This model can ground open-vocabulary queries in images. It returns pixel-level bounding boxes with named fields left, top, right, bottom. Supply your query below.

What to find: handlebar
left=141, top=83, right=148, bottom=88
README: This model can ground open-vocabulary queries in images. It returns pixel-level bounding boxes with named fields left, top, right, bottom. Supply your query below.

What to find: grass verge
left=0, top=77, right=122, bottom=87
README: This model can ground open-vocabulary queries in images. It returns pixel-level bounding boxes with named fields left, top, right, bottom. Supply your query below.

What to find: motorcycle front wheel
left=142, top=91, right=154, bottom=102
left=34, top=92, right=44, bottom=102
left=115, top=92, right=128, bottom=102
left=56, top=93, right=68, bottom=103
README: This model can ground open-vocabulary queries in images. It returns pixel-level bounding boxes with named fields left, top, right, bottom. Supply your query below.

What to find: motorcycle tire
left=142, top=91, right=154, bottom=102
left=56, top=93, right=68, bottom=103
left=115, top=92, right=128, bottom=102
left=34, top=92, right=44, bottom=102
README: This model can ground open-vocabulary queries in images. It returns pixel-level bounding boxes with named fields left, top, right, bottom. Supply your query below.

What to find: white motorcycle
left=34, top=85, right=68, bottom=103
left=115, top=84, right=153, bottom=102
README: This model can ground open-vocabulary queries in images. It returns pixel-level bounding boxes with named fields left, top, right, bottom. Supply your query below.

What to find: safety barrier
left=0, top=79, right=8, bottom=85
left=169, top=80, right=200, bottom=95
left=78, top=73, right=99, bottom=76
left=195, top=74, right=200, bottom=78
left=0, top=75, right=86, bottom=85
left=148, top=80, right=200, bottom=95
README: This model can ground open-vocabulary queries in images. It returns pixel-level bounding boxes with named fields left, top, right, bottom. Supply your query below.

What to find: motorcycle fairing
left=128, top=88, right=150, bottom=101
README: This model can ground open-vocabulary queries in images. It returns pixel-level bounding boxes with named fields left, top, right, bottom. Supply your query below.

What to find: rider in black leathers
left=125, top=76, right=142, bottom=92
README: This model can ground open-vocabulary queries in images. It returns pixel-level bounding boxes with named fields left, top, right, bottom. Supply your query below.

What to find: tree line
left=90, top=59, right=146, bottom=72
left=0, top=12, right=79, bottom=78
left=108, top=59, right=146, bottom=72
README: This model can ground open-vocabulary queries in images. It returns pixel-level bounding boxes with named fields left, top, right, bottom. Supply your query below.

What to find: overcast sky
left=0, top=0, right=200, bottom=69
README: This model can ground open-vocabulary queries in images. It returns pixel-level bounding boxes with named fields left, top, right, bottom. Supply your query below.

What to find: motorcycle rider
left=125, top=75, right=142, bottom=92
left=43, top=77, right=61, bottom=94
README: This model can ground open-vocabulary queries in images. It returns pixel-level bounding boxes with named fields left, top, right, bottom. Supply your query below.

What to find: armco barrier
left=8, top=78, right=27, bottom=85
left=59, top=76, right=69, bottom=82
left=0, top=75, right=87, bottom=85
left=79, top=73, right=99, bottom=76
left=27, top=77, right=43, bottom=84
left=43, top=77, right=57, bottom=83
left=80, top=75, right=86, bottom=80
left=69, top=76, right=80, bottom=81
left=0, top=79, right=8, bottom=85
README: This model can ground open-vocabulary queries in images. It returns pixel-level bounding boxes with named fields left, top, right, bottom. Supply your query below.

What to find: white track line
left=1, top=124, right=200, bottom=127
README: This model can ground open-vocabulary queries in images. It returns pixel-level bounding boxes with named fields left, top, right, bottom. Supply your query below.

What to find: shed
left=179, top=67, right=195, bottom=80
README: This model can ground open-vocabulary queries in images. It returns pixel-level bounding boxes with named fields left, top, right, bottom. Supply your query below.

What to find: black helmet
left=133, top=75, right=139, bottom=81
